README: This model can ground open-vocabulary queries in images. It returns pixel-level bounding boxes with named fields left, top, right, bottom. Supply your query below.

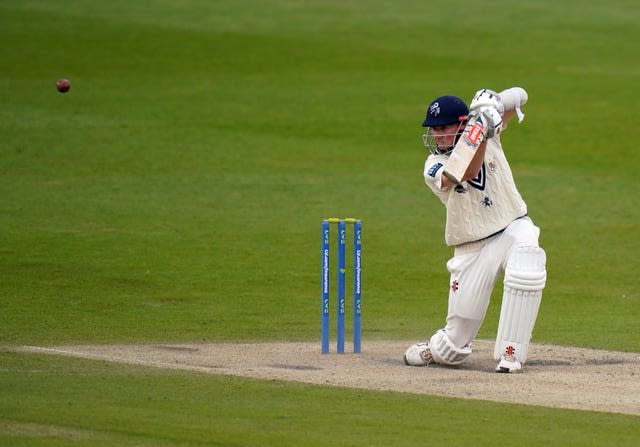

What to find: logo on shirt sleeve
left=427, top=162, right=443, bottom=178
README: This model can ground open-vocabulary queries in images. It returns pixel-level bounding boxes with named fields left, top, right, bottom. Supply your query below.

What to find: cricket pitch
left=19, top=340, right=640, bottom=416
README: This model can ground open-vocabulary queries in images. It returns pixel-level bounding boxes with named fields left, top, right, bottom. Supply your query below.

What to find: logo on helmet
left=429, top=102, right=440, bottom=116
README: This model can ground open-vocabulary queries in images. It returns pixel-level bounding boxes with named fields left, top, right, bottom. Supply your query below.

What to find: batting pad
left=494, top=246, right=546, bottom=363
left=430, top=330, right=472, bottom=365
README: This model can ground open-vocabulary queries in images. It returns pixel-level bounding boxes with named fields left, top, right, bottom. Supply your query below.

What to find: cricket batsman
left=404, top=88, right=547, bottom=373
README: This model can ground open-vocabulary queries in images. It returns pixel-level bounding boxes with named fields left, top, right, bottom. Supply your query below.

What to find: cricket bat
left=442, top=113, right=486, bottom=185
left=442, top=87, right=528, bottom=185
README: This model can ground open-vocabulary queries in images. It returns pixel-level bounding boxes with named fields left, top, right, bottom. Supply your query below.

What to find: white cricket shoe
left=496, top=354, right=522, bottom=373
left=403, top=342, right=433, bottom=366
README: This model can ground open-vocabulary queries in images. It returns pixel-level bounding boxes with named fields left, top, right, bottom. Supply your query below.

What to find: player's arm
left=471, top=87, right=528, bottom=130
left=442, top=87, right=527, bottom=186
left=463, top=138, right=488, bottom=180
left=503, top=108, right=518, bottom=125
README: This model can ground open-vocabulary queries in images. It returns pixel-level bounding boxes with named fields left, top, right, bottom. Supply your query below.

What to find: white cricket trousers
left=442, top=216, right=541, bottom=348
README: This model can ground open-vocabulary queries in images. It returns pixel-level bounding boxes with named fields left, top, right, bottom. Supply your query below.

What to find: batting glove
left=472, top=106, right=503, bottom=139
left=470, top=89, right=505, bottom=117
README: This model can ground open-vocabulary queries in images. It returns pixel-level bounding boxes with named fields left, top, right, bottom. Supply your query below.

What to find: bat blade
left=443, top=116, right=486, bottom=185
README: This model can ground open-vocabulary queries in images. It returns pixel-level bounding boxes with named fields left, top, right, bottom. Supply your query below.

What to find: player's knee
left=504, top=246, right=546, bottom=291
left=429, top=330, right=472, bottom=365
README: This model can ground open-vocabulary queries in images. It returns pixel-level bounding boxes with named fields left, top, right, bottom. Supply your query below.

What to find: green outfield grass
left=2, top=351, right=638, bottom=447
left=1, top=0, right=638, bottom=445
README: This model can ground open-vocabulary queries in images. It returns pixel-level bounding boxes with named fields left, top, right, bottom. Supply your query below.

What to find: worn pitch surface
left=20, top=341, right=640, bottom=416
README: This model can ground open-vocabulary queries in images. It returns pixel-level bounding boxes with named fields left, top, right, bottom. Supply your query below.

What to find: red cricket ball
left=56, top=78, right=71, bottom=93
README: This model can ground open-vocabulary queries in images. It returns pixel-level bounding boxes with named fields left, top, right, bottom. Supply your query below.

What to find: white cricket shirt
left=423, top=135, right=528, bottom=246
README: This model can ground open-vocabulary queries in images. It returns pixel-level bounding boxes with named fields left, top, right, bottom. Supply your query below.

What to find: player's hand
left=470, top=89, right=504, bottom=117
left=474, top=106, right=503, bottom=139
